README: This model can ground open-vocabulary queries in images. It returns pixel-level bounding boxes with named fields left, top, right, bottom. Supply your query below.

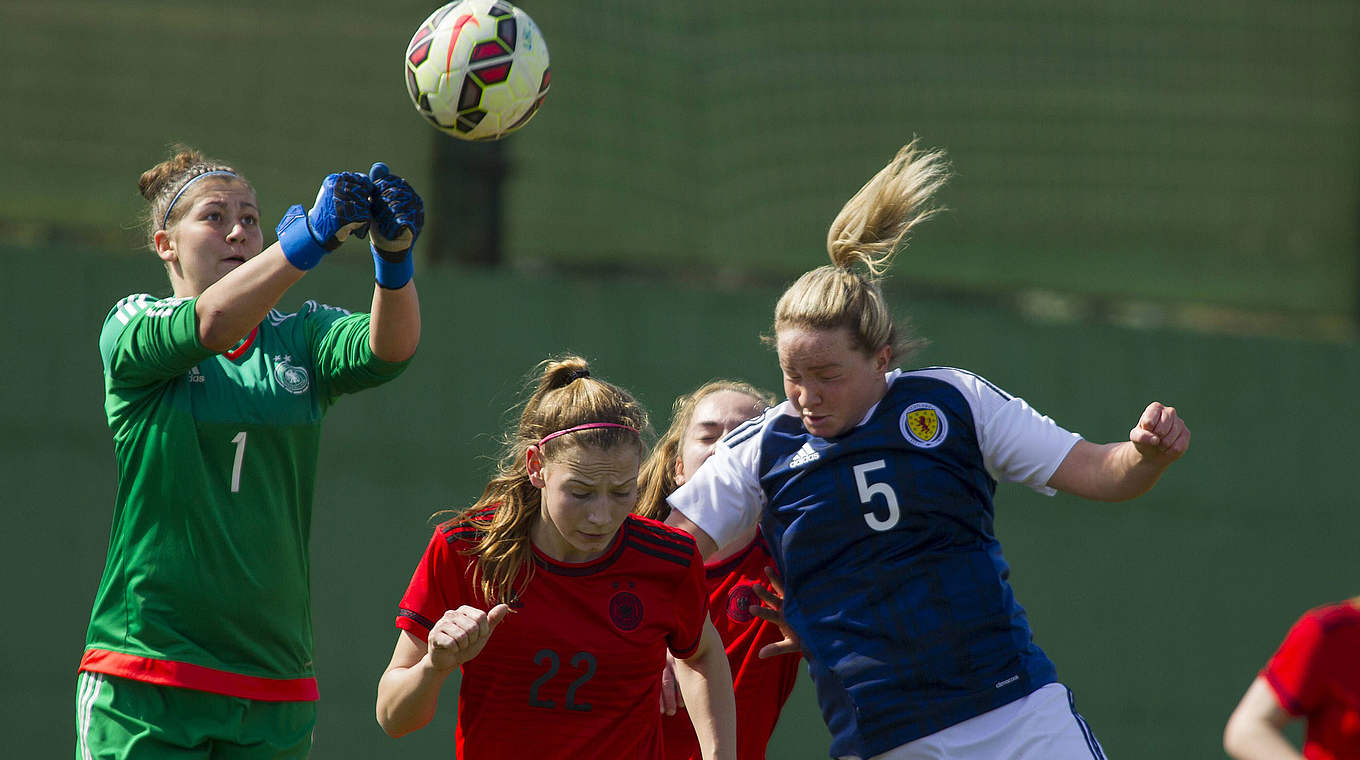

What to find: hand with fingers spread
left=1129, top=401, right=1190, bottom=464
left=276, top=171, right=375, bottom=271
left=427, top=604, right=511, bottom=672
left=367, top=162, right=424, bottom=289
left=750, top=566, right=802, bottom=659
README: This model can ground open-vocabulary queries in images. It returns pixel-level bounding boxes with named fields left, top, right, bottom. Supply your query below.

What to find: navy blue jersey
left=669, top=368, right=1081, bottom=758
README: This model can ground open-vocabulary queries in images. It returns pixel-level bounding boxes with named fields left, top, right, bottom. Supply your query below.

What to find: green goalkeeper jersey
left=80, top=293, right=410, bottom=701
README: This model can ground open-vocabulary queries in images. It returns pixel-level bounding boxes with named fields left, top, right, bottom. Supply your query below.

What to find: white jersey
left=669, top=367, right=1082, bottom=551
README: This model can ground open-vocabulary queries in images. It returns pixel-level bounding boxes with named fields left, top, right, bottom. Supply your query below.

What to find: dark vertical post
left=426, top=135, right=507, bottom=267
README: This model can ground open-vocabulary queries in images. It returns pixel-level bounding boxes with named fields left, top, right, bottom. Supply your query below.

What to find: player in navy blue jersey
left=665, top=140, right=1190, bottom=760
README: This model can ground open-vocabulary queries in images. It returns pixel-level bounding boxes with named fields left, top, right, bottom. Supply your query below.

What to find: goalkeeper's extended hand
left=368, top=162, right=424, bottom=289
left=276, top=171, right=376, bottom=271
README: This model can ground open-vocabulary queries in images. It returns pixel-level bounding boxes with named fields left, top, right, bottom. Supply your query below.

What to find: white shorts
left=843, top=683, right=1107, bottom=760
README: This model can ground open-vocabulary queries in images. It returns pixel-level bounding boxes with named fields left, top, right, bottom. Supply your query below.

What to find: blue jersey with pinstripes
left=744, top=372, right=1060, bottom=758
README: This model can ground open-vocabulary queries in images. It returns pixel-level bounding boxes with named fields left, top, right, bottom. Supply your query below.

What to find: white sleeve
left=913, top=368, right=1082, bottom=496
left=981, top=395, right=1082, bottom=495
left=665, top=424, right=766, bottom=552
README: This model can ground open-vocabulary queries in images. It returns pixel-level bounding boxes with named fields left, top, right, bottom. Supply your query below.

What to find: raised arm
left=365, top=163, right=423, bottom=362
left=195, top=172, right=373, bottom=351
left=1046, top=401, right=1190, bottom=501
left=369, top=282, right=421, bottom=362
left=672, top=620, right=737, bottom=760
left=192, top=244, right=305, bottom=352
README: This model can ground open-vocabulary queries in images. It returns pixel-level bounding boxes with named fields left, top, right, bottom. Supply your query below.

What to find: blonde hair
left=138, top=145, right=253, bottom=249
left=772, top=139, right=949, bottom=360
left=451, top=356, right=651, bottom=605
left=635, top=380, right=775, bottom=521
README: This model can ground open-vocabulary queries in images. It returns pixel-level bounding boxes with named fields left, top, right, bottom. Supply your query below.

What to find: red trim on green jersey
left=78, top=649, right=319, bottom=702
left=221, top=326, right=258, bottom=360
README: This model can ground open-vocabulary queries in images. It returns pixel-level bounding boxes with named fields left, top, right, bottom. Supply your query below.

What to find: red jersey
left=661, top=534, right=801, bottom=760
left=396, top=512, right=709, bottom=760
left=1261, top=599, right=1360, bottom=760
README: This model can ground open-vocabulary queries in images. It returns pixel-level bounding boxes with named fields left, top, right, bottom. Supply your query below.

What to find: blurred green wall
left=2, top=1, right=1357, bottom=316
left=4, top=245, right=1356, bottom=758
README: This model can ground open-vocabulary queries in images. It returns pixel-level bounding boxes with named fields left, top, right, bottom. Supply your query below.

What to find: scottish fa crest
left=900, top=402, right=946, bottom=448
left=272, top=355, right=310, bottom=395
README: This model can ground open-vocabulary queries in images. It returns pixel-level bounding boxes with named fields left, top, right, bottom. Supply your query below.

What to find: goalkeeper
left=75, top=146, right=423, bottom=758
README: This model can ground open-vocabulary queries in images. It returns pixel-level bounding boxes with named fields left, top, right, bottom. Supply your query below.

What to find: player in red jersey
left=1224, top=597, right=1360, bottom=760
left=376, top=357, right=737, bottom=760
left=636, top=380, right=803, bottom=760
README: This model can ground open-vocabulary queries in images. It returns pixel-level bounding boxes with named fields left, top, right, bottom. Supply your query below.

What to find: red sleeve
left=395, top=527, right=463, bottom=643
left=1261, top=610, right=1327, bottom=716
left=668, top=541, right=709, bottom=659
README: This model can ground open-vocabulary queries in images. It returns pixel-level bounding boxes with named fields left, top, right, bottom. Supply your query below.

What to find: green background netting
left=6, top=247, right=1355, bottom=758
left=3, top=0, right=1358, bottom=756
left=3, top=0, right=1356, bottom=314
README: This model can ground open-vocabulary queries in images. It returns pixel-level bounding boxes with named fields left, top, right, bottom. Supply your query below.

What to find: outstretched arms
left=1047, top=401, right=1190, bottom=501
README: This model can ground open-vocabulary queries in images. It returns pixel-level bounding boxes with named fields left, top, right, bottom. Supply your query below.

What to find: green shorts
left=75, top=671, right=316, bottom=759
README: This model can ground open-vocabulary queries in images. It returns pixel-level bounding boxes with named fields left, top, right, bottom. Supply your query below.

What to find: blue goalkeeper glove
left=367, top=162, right=424, bottom=289
left=276, top=171, right=375, bottom=271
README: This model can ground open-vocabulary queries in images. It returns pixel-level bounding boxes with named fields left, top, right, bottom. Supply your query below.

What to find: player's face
left=528, top=444, right=641, bottom=563
left=158, top=178, right=264, bottom=297
left=675, top=390, right=764, bottom=485
left=776, top=325, right=891, bottom=439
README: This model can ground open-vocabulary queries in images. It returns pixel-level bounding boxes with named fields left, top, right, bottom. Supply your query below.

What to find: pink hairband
left=537, top=423, right=639, bottom=447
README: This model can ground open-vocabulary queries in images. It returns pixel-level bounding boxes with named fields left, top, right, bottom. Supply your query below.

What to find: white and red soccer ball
left=405, top=0, right=551, bottom=141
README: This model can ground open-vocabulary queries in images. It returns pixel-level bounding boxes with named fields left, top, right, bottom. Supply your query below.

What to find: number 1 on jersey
left=854, top=459, right=900, bottom=531
left=230, top=432, right=247, bottom=493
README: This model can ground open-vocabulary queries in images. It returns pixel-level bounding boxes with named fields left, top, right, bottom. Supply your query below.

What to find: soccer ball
left=404, top=0, right=551, bottom=141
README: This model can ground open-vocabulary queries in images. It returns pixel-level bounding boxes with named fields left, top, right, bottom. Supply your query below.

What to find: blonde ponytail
left=773, top=140, right=949, bottom=360
left=825, top=139, right=949, bottom=277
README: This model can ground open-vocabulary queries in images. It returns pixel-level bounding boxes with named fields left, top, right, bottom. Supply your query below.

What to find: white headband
left=161, top=170, right=238, bottom=229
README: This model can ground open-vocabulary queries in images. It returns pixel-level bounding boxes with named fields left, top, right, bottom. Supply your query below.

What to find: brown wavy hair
left=450, top=356, right=651, bottom=605
left=138, top=144, right=253, bottom=250
left=634, top=380, right=775, bottom=521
